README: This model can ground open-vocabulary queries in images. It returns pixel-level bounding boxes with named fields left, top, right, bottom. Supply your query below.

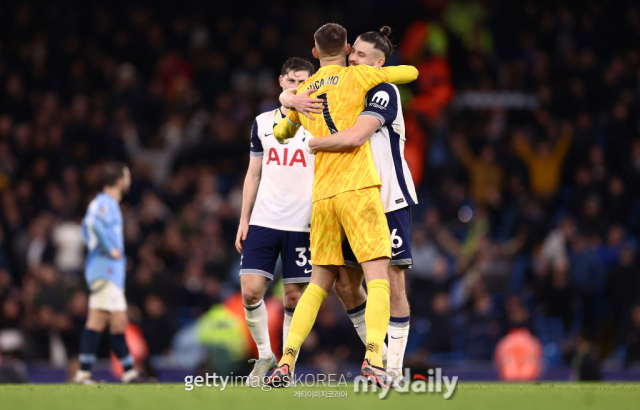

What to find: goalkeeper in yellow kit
left=266, top=23, right=418, bottom=388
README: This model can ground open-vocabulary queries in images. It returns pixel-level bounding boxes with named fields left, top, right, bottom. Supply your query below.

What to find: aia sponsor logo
left=266, top=148, right=308, bottom=167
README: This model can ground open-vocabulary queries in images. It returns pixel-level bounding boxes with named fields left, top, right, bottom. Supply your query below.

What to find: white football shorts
left=88, top=279, right=127, bottom=312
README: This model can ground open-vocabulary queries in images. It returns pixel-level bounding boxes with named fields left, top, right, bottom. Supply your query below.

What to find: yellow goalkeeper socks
left=364, top=279, right=390, bottom=368
left=280, top=283, right=328, bottom=369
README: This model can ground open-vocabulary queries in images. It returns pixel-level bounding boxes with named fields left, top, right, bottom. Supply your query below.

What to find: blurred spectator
left=540, top=217, right=575, bottom=266
left=503, top=296, right=533, bottom=332
left=141, top=295, right=175, bottom=356
left=625, top=306, right=640, bottom=367
left=466, top=287, right=501, bottom=360
left=450, top=134, right=503, bottom=206
left=536, top=257, right=575, bottom=331
left=606, top=248, right=640, bottom=338
left=51, top=220, right=84, bottom=274
left=513, top=124, right=572, bottom=201
left=425, top=292, right=453, bottom=353
left=570, top=333, right=602, bottom=381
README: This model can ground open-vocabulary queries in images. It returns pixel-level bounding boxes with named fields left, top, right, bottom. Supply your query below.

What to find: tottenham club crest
left=370, top=91, right=390, bottom=109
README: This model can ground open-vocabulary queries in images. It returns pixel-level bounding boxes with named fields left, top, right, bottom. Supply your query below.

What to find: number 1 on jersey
left=317, top=93, right=338, bottom=134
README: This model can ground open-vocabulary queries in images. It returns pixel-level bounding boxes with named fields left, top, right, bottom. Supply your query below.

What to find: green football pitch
left=2, top=383, right=640, bottom=410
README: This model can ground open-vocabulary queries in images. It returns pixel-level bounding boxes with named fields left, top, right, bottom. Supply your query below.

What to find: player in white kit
left=281, top=27, right=418, bottom=386
left=236, top=58, right=317, bottom=385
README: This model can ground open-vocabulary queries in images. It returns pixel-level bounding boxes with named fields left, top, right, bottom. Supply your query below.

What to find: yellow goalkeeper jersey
left=275, top=64, right=418, bottom=202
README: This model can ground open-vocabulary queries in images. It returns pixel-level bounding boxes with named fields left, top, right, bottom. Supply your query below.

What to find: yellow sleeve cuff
left=383, top=65, right=419, bottom=84
left=287, top=117, right=300, bottom=126
left=274, top=115, right=300, bottom=143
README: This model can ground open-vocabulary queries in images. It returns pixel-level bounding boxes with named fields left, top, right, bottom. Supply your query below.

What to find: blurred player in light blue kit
left=74, top=162, right=141, bottom=384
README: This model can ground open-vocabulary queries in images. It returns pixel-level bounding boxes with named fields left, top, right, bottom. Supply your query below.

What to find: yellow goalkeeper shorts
left=310, top=187, right=391, bottom=266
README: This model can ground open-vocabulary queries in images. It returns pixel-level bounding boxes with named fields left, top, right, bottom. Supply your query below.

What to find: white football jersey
left=360, top=83, right=418, bottom=213
left=248, top=108, right=314, bottom=232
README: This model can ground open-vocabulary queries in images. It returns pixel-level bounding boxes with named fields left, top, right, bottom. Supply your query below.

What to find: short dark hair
left=102, top=161, right=127, bottom=187
left=357, top=26, right=395, bottom=59
left=314, top=23, right=347, bottom=56
left=280, top=57, right=315, bottom=77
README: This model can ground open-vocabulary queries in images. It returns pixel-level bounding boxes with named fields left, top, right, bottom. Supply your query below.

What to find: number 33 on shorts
left=295, top=247, right=311, bottom=267
left=294, top=247, right=313, bottom=278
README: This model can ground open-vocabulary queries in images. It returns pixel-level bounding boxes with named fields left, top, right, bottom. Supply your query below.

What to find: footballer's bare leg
left=283, top=283, right=306, bottom=309
left=387, top=265, right=410, bottom=385
left=241, top=274, right=276, bottom=386
left=389, top=266, right=410, bottom=317
left=86, top=309, right=109, bottom=331
left=269, top=265, right=336, bottom=387
left=109, top=310, right=128, bottom=333
left=335, top=266, right=366, bottom=310
left=359, top=257, right=392, bottom=387
left=309, top=265, right=339, bottom=289
left=241, top=274, right=268, bottom=306
left=283, top=283, right=307, bottom=346
left=334, top=266, right=389, bottom=366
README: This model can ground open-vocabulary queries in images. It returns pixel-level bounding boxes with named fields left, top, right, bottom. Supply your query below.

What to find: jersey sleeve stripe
left=287, top=117, right=301, bottom=126
left=388, top=127, right=417, bottom=207
left=250, top=118, right=263, bottom=153
left=359, top=111, right=384, bottom=126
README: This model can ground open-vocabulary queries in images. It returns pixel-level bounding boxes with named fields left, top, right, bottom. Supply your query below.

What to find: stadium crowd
left=1, top=0, right=640, bottom=378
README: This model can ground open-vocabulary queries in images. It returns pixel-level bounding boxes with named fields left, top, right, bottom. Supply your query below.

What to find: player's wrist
left=303, top=131, right=316, bottom=154
left=276, top=136, right=291, bottom=145
left=281, top=96, right=292, bottom=109
left=279, top=89, right=293, bottom=108
left=289, top=96, right=299, bottom=110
